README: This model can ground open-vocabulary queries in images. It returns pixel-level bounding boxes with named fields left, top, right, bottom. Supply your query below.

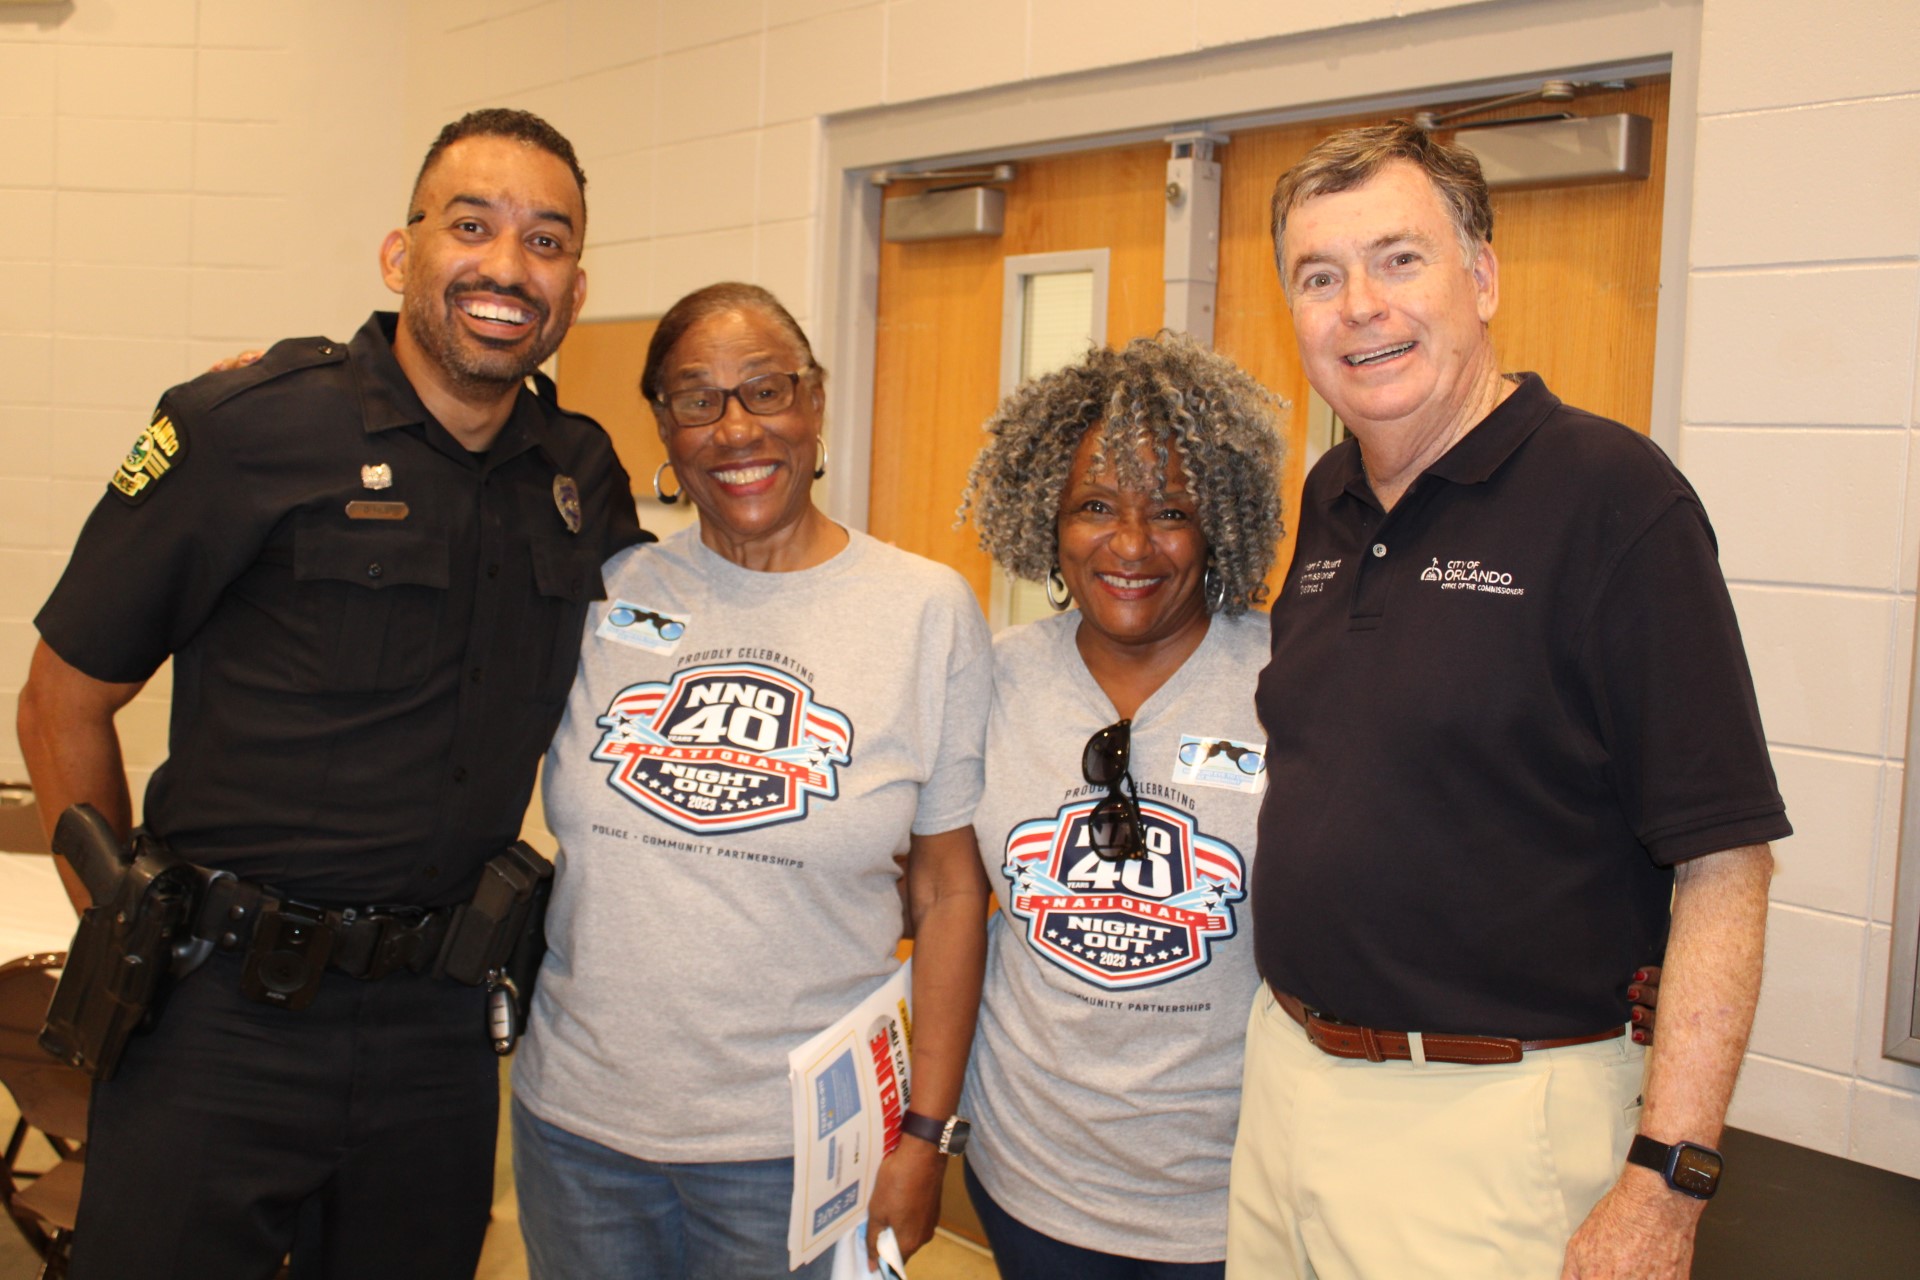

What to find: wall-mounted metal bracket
left=1163, top=130, right=1227, bottom=345
left=1414, top=79, right=1628, bottom=130
left=1457, top=113, right=1652, bottom=189
left=869, top=163, right=1016, bottom=188
left=881, top=187, right=1006, bottom=242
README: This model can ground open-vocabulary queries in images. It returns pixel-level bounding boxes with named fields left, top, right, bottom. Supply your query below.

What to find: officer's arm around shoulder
left=17, top=640, right=147, bottom=906
left=171, top=335, right=347, bottom=418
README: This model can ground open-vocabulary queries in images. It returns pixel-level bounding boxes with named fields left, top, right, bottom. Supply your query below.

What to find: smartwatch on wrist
left=1626, top=1134, right=1723, bottom=1200
left=900, top=1110, right=971, bottom=1156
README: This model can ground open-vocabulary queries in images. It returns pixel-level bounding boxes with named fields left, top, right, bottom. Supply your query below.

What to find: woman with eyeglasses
left=957, top=333, right=1284, bottom=1278
left=511, top=282, right=992, bottom=1278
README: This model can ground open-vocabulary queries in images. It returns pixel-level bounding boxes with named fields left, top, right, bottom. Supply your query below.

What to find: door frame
left=817, top=0, right=1702, bottom=531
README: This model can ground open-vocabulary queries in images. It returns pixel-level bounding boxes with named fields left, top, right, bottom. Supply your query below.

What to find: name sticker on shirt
left=1170, top=735, right=1267, bottom=794
left=595, top=599, right=689, bottom=655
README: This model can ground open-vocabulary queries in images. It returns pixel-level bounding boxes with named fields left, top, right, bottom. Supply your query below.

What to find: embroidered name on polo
left=1295, top=557, right=1344, bottom=595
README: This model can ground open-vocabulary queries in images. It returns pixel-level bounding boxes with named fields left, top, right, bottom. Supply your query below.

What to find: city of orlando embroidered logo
left=591, top=662, right=853, bottom=834
left=1002, top=800, right=1245, bottom=990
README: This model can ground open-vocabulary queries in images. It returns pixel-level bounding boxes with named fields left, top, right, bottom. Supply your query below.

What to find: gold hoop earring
left=652, top=460, right=682, bottom=505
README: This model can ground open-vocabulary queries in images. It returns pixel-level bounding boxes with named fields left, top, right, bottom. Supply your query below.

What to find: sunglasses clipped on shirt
left=1082, top=719, right=1147, bottom=863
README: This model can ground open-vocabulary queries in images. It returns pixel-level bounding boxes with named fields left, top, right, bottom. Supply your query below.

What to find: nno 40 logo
left=591, top=663, right=853, bottom=834
left=1002, top=800, right=1245, bottom=990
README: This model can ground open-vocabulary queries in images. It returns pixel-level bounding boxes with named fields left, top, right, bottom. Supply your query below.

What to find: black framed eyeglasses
left=656, top=371, right=808, bottom=429
left=1178, top=738, right=1266, bottom=776
left=606, top=606, right=685, bottom=641
left=1082, top=719, right=1146, bottom=862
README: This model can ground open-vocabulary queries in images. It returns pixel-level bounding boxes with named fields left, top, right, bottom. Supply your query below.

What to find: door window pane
left=1020, top=270, right=1096, bottom=382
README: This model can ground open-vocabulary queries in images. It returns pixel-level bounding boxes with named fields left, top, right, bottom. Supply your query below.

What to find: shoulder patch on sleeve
left=109, top=409, right=186, bottom=505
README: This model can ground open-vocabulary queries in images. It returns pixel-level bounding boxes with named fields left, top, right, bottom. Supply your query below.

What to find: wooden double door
left=869, top=79, right=1671, bottom=606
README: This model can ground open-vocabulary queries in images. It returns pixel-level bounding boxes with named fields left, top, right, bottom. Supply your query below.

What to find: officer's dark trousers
left=69, top=952, right=498, bottom=1280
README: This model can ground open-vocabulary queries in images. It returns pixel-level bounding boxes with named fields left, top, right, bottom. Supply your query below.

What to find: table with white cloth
left=0, top=854, right=76, bottom=960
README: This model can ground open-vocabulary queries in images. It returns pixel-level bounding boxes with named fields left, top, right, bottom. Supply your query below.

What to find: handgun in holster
left=435, top=840, right=553, bottom=1054
left=39, top=805, right=204, bottom=1080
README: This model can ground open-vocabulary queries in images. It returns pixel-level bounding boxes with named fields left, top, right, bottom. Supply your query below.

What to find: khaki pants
left=1226, top=985, right=1645, bottom=1280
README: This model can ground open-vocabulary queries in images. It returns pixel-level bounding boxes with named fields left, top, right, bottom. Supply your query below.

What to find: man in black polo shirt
left=1226, top=122, right=1788, bottom=1279
left=16, top=109, right=642, bottom=1279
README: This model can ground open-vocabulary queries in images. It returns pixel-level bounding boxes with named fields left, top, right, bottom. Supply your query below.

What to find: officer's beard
left=403, top=279, right=570, bottom=396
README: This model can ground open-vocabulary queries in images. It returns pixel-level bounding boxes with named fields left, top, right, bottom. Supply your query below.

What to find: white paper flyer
left=786, top=959, right=912, bottom=1270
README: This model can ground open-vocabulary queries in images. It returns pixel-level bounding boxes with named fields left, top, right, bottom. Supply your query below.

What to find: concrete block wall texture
left=1684, top=0, right=1920, bottom=1178
left=3, top=0, right=1918, bottom=1176
left=0, top=0, right=412, bottom=796
left=399, top=0, right=1520, bottom=331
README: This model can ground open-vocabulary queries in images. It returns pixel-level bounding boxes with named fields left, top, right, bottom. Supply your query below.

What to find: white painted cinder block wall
left=1679, top=0, right=1920, bottom=1177
left=0, top=0, right=411, bottom=802
left=2, top=0, right=1916, bottom=1179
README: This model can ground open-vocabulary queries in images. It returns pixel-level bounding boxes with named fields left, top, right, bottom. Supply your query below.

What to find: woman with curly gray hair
left=956, top=332, right=1284, bottom=1278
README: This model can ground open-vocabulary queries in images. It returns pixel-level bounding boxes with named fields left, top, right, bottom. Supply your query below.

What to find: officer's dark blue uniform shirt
left=37, top=312, right=645, bottom=908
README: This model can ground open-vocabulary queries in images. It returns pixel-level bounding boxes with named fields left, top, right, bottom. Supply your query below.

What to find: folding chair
left=0, top=953, right=88, bottom=1280
left=0, top=785, right=51, bottom=856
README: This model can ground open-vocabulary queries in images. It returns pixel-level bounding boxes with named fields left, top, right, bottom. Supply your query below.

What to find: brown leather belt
left=1272, top=988, right=1625, bottom=1066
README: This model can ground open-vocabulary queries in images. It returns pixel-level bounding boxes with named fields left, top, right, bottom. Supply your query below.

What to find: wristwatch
left=1626, top=1134, right=1723, bottom=1200
left=900, top=1110, right=971, bottom=1156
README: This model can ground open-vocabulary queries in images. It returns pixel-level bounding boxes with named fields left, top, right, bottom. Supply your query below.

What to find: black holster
left=436, top=841, right=552, bottom=1053
left=40, top=807, right=201, bottom=1080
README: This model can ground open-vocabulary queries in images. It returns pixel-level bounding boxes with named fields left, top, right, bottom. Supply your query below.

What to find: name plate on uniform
left=345, top=501, right=410, bottom=521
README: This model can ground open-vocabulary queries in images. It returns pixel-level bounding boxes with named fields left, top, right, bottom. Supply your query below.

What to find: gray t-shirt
left=515, top=527, right=992, bottom=1162
left=962, top=610, right=1269, bottom=1261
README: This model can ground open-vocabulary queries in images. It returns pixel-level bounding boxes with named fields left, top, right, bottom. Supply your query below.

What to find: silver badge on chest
left=553, top=474, right=582, bottom=534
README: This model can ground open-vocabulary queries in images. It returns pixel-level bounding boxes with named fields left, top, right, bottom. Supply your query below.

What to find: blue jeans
left=965, top=1161, right=1225, bottom=1280
left=512, top=1098, right=835, bottom=1280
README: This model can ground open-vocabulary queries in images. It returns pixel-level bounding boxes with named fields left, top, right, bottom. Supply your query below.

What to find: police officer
left=16, top=109, right=643, bottom=1279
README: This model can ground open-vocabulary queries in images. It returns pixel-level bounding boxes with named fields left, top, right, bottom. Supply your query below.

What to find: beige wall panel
left=554, top=317, right=662, bottom=507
